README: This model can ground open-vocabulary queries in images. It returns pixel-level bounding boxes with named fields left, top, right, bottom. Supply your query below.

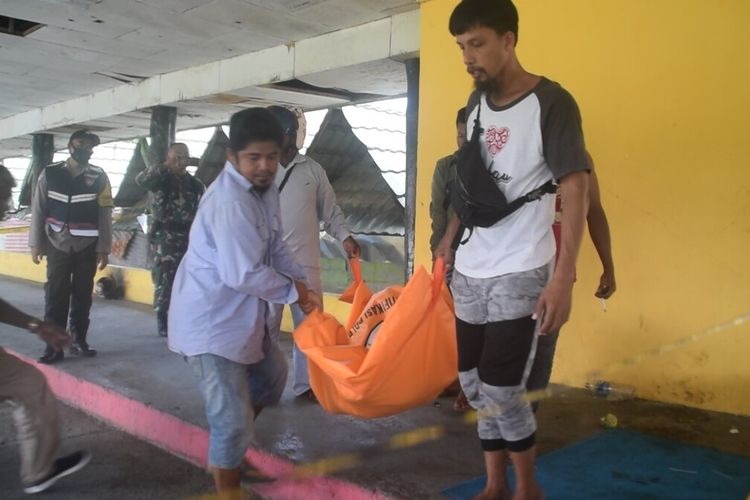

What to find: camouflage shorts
left=450, top=263, right=552, bottom=324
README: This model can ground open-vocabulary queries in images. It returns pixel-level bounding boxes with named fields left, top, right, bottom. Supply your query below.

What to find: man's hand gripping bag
left=294, top=259, right=457, bottom=418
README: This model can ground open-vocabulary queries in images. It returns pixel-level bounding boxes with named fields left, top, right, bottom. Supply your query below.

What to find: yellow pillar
left=417, top=0, right=750, bottom=415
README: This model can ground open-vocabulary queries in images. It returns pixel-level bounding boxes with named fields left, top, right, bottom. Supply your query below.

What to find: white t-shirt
left=455, top=77, right=589, bottom=278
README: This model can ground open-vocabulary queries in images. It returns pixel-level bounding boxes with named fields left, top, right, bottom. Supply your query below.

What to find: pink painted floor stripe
left=8, top=350, right=389, bottom=500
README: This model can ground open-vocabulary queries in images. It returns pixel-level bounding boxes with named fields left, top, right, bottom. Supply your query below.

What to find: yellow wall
left=0, top=251, right=156, bottom=304
left=417, top=0, right=750, bottom=415
left=0, top=250, right=349, bottom=333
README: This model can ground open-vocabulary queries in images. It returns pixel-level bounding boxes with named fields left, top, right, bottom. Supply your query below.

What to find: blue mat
left=443, top=430, right=750, bottom=499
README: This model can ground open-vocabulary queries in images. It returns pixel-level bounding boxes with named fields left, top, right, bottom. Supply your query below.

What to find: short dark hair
left=266, top=106, right=298, bottom=136
left=68, top=129, right=101, bottom=147
left=449, top=0, right=519, bottom=45
left=456, top=107, right=467, bottom=125
left=0, top=164, right=15, bottom=190
left=229, top=108, right=284, bottom=152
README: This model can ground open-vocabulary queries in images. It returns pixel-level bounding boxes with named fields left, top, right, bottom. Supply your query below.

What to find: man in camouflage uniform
left=136, top=143, right=204, bottom=337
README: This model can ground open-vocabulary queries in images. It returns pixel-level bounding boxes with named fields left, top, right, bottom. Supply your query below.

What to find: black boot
left=69, top=337, right=97, bottom=357
left=38, top=345, right=63, bottom=364
left=157, top=310, right=168, bottom=337
left=70, top=341, right=97, bottom=357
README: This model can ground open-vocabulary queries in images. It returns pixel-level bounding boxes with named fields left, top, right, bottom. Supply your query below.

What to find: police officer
left=30, top=130, right=113, bottom=364
left=136, top=143, right=204, bottom=337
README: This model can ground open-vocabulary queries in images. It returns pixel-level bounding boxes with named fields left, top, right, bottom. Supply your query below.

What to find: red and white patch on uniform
left=485, top=126, right=510, bottom=156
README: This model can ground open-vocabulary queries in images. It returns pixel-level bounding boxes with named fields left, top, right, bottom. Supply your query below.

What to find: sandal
left=453, top=389, right=471, bottom=412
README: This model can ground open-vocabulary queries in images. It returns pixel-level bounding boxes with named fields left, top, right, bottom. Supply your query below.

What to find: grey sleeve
left=28, top=172, right=48, bottom=250
left=96, top=176, right=113, bottom=254
left=314, top=162, right=351, bottom=241
left=96, top=206, right=113, bottom=254
left=538, top=83, right=590, bottom=180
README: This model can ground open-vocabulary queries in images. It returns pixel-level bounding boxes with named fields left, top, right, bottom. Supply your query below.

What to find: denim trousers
left=187, top=336, right=287, bottom=468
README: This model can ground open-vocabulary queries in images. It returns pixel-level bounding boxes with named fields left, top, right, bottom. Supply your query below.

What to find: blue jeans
left=186, top=336, right=287, bottom=469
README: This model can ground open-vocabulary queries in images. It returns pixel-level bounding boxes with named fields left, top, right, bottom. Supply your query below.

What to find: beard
left=468, top=66, right=497, bottom=94
left=252, top=182, right=271, bottom=193
left=474, top=77, right=497, bottom=94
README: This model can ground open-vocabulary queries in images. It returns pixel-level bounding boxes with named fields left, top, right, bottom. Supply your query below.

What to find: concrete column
left=404, top=58, right=419, bottom=279
left=148, top=105, right=177, bottom=168
left=18, top=133, right=54, bottom=206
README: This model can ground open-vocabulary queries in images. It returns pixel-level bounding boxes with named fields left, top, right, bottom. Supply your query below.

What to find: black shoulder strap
left=449, top=180, right=557, bottom=251
left=278, top=164, right=297, bottom=193
left=472, top=93, right=483, bottom=135
left=500, top=179, right=557, bottom=215
left=450, top=223, right=468, bottom=251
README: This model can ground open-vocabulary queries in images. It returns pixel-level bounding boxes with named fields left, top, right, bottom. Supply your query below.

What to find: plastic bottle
left=585, top=380, right=635, bottom=401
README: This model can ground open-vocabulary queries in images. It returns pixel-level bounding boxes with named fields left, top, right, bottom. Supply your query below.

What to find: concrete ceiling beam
left=0, top=9, right=419, bottom=155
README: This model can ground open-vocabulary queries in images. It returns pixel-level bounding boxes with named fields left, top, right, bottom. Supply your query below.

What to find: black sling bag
left=449, top=97, right=557, bottom=249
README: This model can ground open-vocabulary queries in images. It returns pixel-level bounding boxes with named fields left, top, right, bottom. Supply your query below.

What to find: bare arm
left=556, top=171, right=589, bottom=282
left=433, top=214, right=462, bottom=268
left=0, top=298, right=71, bottom=349
left=0, top=298, right=37, bottom=330
left=586, top=167, right=616, bottom=298
left=534, top=170, right=589, bottom=333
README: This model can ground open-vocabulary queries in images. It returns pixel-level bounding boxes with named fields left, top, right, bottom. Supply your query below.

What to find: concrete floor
left=0, top=404, right=214, bottom=500
left=0, top=275, right=748, bottom=498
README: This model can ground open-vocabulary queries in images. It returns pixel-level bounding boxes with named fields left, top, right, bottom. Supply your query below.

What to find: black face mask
left=70, top=147, right=92, bottom=165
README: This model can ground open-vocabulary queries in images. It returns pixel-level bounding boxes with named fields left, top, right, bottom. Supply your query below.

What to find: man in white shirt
left=266, top=106, right=360, bottom=400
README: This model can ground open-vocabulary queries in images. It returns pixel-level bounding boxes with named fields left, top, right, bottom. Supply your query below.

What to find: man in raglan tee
left=436, top=1, right=590, bottom=499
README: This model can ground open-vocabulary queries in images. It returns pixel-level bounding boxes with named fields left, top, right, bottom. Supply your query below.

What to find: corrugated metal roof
left=343, top=100, right=406, bottom=202
left=194, top=127, right=229, bottom=186
left=113, top=139, right=148, bottom=207
left=96, top=102, right=407, bottom=241
left=306, top=108, right=404, bottom=236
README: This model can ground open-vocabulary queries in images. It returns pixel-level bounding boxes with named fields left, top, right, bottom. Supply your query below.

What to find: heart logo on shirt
left=485, top=126, right=510, bottom=156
